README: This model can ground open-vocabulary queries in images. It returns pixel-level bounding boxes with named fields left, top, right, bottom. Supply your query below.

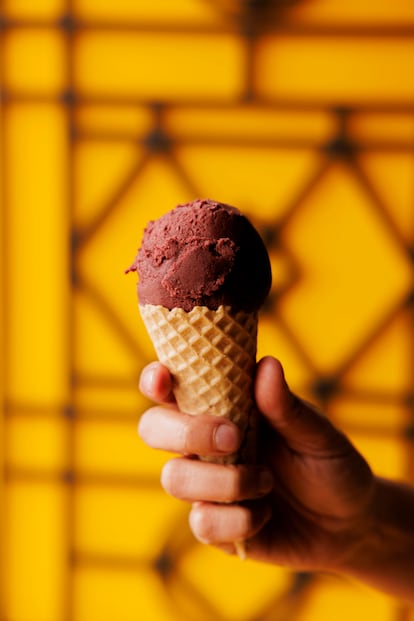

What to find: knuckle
left=190, top=506, right=215, bottom=543
left=160, top=460, right=181, bottom=498
left=137, top=406, right=164, bottom=445
left=183, top=415, right=215, bottom=455
left=137, top=410, right=152, bottom=441
left=161, top=459, right=202, bottom=501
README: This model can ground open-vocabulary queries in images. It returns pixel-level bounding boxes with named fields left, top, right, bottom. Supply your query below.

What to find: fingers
left=161, top=458, right=274, bottom=503
left=138, top=406, right=241, bottom=457
left=189, top=500, right=272, bottom=546
left=255, top=356, right=350, bottom=456
left=139, top=362, right=175, bottom=404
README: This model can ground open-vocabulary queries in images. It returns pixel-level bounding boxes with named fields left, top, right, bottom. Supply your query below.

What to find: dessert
left=127, top=197, right=271, bottom=460
left=127, top=198, right=272, bottom=556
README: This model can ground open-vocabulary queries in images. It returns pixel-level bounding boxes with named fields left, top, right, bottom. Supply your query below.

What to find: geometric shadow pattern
left=1, top=1, right=414, bottom=620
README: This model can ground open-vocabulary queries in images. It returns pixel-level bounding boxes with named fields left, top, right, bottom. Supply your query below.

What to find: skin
left=139, top=356, right=414, bottom=603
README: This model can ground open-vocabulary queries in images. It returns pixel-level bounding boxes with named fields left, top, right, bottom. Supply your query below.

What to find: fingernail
left=214, top=424, right=239, bottom=452
left=259, top=469, right=274, bottom=493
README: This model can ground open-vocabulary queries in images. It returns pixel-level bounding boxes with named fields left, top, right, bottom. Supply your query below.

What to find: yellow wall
left=1, top=1, right=414, bottom=620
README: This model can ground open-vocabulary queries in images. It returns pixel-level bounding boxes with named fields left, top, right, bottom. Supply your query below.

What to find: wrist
left=335, top=476, right=414, bottom=601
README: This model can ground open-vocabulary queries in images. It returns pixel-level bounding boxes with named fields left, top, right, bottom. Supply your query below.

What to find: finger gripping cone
left=139, top=304, right=258, bottom=465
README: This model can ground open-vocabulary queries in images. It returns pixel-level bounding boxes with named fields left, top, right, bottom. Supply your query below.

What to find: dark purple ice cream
left=127, top=199, right=271, bottom=312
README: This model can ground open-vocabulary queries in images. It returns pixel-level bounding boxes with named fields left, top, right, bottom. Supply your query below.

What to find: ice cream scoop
left=127, top=198, right=271, bottom=312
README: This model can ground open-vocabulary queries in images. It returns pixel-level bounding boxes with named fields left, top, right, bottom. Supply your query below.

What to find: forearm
left=341, top=476, right=414, bottom=603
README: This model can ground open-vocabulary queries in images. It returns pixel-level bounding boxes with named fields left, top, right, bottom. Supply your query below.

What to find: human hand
left=138, top=356, right=376, bottom=573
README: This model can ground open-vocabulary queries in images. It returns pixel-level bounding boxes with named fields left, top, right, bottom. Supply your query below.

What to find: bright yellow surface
left=4, top=29, right=65, bottom=94
left=257, top=36, right=414, bottom=103
left=75, top=32, right=244, bottom=99
left=5, top=103, right=69, bottom=405
left=1, top=1, right=414, bottom=620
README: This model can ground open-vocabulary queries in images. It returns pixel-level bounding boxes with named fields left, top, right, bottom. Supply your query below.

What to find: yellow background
left=1, top=1, right=414, bottom=620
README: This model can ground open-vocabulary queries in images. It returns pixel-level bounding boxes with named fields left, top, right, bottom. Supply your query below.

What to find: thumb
left=254, top=357, right=349, bottom=456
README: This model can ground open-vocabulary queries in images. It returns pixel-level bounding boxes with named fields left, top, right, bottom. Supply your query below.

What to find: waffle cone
left=139, top=304, right=258, bottom=465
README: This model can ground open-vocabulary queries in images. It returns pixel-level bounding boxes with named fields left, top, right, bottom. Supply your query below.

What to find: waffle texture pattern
left=140, top=304, right=258, bottom=464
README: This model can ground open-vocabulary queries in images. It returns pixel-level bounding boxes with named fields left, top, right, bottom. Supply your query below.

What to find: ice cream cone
left=140, top=303, right=258, bottom=560
left=139, top=303, right=258, bottom=466
left=129, top=199, right=272, bottom=561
